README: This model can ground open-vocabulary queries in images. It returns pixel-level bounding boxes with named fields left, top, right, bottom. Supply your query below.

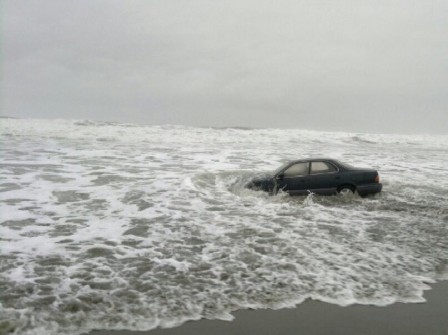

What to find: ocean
left=1, top=118, right=447, bottom=335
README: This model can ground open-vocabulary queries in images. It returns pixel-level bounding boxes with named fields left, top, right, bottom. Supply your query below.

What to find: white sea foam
left=0, top=118, right=447, bottom=335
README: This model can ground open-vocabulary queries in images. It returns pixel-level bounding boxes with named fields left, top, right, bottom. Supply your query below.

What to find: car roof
left=288, top=158, right=337, bottom=164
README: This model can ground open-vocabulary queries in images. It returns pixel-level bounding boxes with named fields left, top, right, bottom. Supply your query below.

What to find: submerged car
left=246, top=158, right=382, bottom=197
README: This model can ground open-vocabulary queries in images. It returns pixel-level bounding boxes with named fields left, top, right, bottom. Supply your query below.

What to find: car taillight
left=375, top=174, right=380, bottom=183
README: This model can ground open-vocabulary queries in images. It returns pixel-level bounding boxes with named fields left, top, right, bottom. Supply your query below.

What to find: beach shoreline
left=89, top=280, right=448, bottom=335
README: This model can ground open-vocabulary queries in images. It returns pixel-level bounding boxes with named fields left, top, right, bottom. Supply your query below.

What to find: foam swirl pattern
left=1, top=119, right=447, bottom=335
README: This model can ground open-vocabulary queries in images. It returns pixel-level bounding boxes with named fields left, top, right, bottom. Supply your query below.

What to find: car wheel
left=338, top=186, right=355, bottom=196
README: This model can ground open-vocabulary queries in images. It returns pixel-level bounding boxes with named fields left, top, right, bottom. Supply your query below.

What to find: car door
left=307, top=161, right=340, bottom=194
left=276, top=162, right=310, bottom=195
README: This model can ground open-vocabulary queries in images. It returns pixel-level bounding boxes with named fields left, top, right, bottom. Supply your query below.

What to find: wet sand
left=90, top=281, right=448, bottom=335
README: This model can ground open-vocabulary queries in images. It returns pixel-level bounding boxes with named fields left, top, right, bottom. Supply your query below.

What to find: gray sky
left=1, top=0, right=447, bottom=134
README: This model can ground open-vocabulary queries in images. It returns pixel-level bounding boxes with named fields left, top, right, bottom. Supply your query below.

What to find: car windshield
left=273, top=161, right=291, bottom=175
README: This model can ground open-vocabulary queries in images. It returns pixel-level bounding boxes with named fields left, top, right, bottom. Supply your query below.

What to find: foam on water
left=1, top=118, right=447, bottom=335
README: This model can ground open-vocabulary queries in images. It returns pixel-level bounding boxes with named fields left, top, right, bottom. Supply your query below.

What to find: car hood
left=251, top=172, right=274, bottom=182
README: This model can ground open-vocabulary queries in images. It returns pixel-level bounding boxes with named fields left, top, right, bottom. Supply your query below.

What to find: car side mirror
left=276, top=173, right=284, bottom=180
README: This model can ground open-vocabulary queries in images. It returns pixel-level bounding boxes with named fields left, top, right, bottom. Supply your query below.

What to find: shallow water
left=1, top=119, right=447, bottom=335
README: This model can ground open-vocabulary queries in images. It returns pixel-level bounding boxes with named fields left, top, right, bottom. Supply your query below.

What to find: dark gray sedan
left=246, top=158, right=382, bottom=197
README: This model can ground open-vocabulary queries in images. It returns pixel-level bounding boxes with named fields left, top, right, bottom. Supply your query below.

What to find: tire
left=338, top=185, right=355, bottom=196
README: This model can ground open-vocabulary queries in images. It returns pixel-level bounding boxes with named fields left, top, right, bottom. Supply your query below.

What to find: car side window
left=283, top=162, right=309, bottom=177
left=310, top=161, right=337, bottom=174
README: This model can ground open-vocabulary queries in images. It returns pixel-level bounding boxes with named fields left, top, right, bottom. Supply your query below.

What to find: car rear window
left=335, top=160, right=355, bottom=170
left=311, top=161, right=337, bottom=174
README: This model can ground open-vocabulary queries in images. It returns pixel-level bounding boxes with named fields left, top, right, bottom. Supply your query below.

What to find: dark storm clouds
left=1, top=0, right=447, bottom=133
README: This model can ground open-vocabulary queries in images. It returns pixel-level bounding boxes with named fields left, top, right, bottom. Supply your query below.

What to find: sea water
left=1, top=118, right=447, bottom=335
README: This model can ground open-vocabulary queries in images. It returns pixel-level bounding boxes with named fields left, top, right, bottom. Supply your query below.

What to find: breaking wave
left=1, top=118, right=447, bottom=335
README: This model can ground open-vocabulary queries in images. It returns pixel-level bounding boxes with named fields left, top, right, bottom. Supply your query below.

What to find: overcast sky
left=1, top=0, right=447, bottom=134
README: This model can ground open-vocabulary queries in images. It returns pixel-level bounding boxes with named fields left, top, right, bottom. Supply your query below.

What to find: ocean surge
left=1, top=118, right=447, bottom=335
